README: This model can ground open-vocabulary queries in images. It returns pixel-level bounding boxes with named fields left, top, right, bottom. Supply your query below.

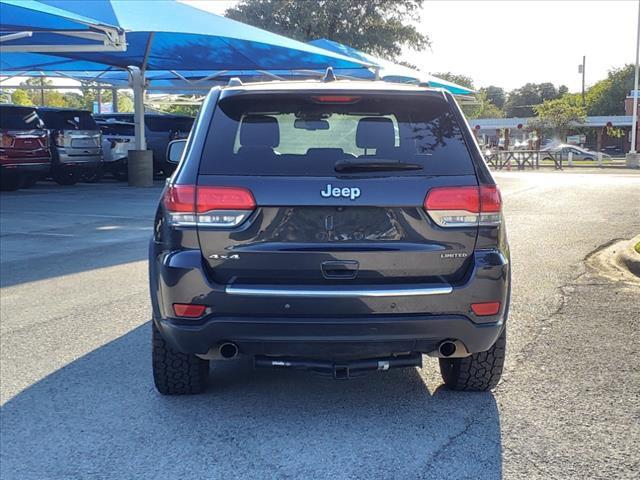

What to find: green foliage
left=586, top=65, right=634, bottom=116
left=226, top=0, right=429, bottom=60
left=10, top=90, right=33, bottom=106
left=504, top=82, right=563, bottom=117
left=464, top=91, right=504, bottom=119
left=430, top=72, right=475, bottom=89
left=155, top=103, right=200, bottom=117
left=480, top=85, right=506, bottom=109
left=533, top=95, right=586, bottom=138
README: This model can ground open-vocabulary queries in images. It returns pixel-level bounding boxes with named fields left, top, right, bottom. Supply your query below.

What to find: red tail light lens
left=163, top=184, right=255, bottom=228
left=424, top=185, right=502, bottom=227
left=173, top=303, right=207, bottom=318
left=471, top=302, right=501, bottom=316
left=311, top=95, right=361, bottom=103
left=196, top=186, right=256, bottom=212
left=0, top=132, right=15, bottom=148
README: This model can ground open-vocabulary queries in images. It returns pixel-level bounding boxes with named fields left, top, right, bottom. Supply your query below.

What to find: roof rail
left=227, top=77, right=243, bottom=87
left=322, top=67, right=337, bottom=82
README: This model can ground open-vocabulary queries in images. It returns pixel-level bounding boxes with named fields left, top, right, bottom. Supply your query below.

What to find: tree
left=586, top=65, right=634, bottom=116
left=430, top=72, right=475, bottom=90
left=463, top=91, right=504, bottom=119
left=480, top=85, right=505, bottom=109
left=11, top=89, right=33, bottom=106
left=226, top=0, right=429, bottom=60
left=504, top=82, right=562, bottom=117
left=532, top=95, right=586, bottom=140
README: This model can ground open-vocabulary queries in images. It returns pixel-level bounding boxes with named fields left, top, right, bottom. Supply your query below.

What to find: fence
left=483, top=150, right=628, bottom=170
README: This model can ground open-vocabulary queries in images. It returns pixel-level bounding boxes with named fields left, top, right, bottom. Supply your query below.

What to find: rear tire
left=152, top=321, right=209, bottom=395
left=82, top=166, right=103, bottom=183
left=439, top=328, right=506, bottom=391
left=53, top=171, right=77, bottom=185
left=0, top=175, right=23, bottom=191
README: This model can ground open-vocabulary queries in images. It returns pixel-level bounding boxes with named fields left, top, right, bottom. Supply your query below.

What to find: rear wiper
left=334, top=159, right=423, bottom=172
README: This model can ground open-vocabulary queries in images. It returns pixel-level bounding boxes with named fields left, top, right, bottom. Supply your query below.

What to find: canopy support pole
left=129, top=66, right=146, bottom=150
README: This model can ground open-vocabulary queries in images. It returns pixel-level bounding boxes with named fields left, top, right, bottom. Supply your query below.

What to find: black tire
left=152, top=321, right=209, bottom=395
left=0, top=175, right=23, bottom=191
left=22, top=175, right=38, bottom=188
left=82, top=166, right=103, bottom=183
left=53, top=171, right=77, bottom=185
left=439, top=328, right=506, bottom=391
left=112, top=168, right=128, bottom=182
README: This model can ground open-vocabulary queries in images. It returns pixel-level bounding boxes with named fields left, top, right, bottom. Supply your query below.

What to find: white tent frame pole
left=129, top=66, right=146, bottom=150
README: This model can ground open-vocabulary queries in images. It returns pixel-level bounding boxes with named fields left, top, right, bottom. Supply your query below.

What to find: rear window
left=0, top=106, right=43, bottom=130
left=39, top=110, right=98, bottom=131
left=200, top=92, right=475, bottom=176
left=98, top=122, right=134, bottom=136
left=145, top=116, right=194, bottom=133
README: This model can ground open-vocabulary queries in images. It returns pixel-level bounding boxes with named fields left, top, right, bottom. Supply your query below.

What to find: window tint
left=0, top=106, right=43, bottom=130
left=201, top=92, right=474, bottom=176
left=98, top=122, right=135, bottom=136
left=39, top=110, right=98, bottom=130
left=145, top=116, right=194, bottom=132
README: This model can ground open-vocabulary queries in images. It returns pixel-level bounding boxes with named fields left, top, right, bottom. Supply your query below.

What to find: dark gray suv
left=149, top=78, right=510, bottom=395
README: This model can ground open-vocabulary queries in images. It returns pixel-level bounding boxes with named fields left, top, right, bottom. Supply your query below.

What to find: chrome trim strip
left=225, top=284, right=453, bottom=298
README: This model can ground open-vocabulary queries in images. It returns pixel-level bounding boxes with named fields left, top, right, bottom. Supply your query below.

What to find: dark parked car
left=0, top=104, right=51, bottom=191
left=150, top=78, right=510, bottom=395
left=94, top=113, right=194, bottom=176
left=37, top=107, right=103, bottom=185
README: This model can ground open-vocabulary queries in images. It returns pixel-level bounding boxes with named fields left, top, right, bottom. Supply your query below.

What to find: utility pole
left=39, top=76, right=45, bottom=106
left=579, top=56, right=586, bottom=108
left=631, top=0, right=640, bottom=154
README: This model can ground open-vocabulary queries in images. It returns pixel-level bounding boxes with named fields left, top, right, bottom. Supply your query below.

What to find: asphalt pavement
left=1, top=171, right=639, bottom=479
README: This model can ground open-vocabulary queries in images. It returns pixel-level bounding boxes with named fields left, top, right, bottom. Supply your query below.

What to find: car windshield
left=201, top=92, right=475, bottom=177
left=0, top=106, right=43, bottom=130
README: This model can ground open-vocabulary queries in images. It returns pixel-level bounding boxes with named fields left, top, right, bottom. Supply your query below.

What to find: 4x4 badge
left=321, top=184, right=361, bottom=200
left=209, top=254, right=240, bottom=260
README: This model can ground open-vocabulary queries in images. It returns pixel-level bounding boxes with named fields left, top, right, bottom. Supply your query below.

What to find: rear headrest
left=239, top=115, right=279, bottom=148
left=305, top=148, right=346, bottom=159
left=356, top=117, right=395, bottom=150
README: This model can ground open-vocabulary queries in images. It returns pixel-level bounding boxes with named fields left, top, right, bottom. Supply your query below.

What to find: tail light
left=424, top=185, right=502, bottom=227
left=55, top=132, right=66, bottom=147
left=0, top=132, right=15, bottom=148
left=471, top=302, right=501, bottom=316
left=163, top=184, right=255, bottom=228
left=311, top=95, right=361, bottom=103
left=173, top=303, right=207, bottom=318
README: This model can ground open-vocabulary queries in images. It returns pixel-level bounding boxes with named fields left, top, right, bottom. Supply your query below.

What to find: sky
left=185, top=0, right=638, bottom=93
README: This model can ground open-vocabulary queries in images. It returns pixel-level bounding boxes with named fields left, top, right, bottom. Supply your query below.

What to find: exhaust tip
left=438, top=341, right=457, bottom=358
left=219, top=342, right=239, bottom=359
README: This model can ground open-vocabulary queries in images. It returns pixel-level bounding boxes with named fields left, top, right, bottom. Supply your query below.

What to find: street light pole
left=630, top=0, right=640, bottom=155
left=581, top=55, right=586, bottom=108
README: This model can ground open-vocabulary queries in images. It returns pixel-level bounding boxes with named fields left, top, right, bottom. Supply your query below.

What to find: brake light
left=163, top=185, right=255, bottom=227
left=0, top=132, right=15, bottom=148
left=471, top=302, right=501, bottom=316
left=311, top=95, right=361, bottom=103
left=424, top=185, right=502, bottom=227
left=173, top=303, right=207, bottom=318
left=55, top=132, right=66, bottom=147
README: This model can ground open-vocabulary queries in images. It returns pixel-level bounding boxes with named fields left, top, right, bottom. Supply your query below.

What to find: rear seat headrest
left=356, top=117, right=395, bottom=150
left=240, top=115, right=280, bottom=147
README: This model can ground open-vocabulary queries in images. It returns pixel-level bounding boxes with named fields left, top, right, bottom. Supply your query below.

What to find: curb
left=616, top=235, right=640, bottom=278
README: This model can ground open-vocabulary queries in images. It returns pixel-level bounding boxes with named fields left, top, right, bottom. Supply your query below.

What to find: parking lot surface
left=1, top=171, right=639, bottom=479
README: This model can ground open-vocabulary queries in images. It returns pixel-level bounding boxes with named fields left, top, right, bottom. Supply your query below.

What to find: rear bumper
left=155, top=314, right=504, bottom=359
left=150, top=246, right=510, bottom=358
left=1, top=161, right=50, bottom=176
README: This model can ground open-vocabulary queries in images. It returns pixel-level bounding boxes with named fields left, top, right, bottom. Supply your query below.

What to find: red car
left=0, top=104, right=51, bottom=191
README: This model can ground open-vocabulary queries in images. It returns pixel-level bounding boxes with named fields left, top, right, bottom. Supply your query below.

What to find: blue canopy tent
left=308, top=38, right=475, bottom=96
left=1, top=0, right=372, bottom=149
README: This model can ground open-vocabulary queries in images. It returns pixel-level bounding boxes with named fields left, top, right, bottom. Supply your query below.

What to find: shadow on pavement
left=0, top=324, right=502, bottom=479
